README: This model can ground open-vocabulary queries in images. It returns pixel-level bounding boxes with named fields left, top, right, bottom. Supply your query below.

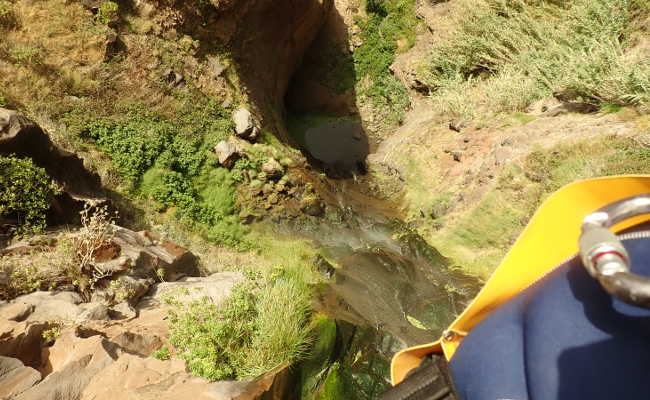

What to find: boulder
left=19, top=332, right=120, bottom=400
left=17, top=291, right=83, bottom=322
left=214, top=139, right=240, bottom=167
left=543, top=102, right=599, bottom=117
left=108, top=302, right=138, bottom=320
left=232, top=107, right=259, bottom=140
left=0, top=356, right=41, bottom=398
left=448, top=119, right=469, bottom=132
left=109, top=331, right=162, bottom=357
left=0, top=320, right=52, bottom=368
left=261, top=158, right=283, bottom=178
left=81, top=354, right=292, bottom=400
left=93, top=255, right=132, bottom=275
left=77, top=303, right=110, bottom=322
left=149, top=271, right=245, bottom=305
left=300, top=196, right=324, bottom=217
left=207, top=56, right=228, bottom=77
left=81, top=304, right=169, bottom=358
left=0, top=302, right=34, bottom=322
left=107, top=227, right=200, bottom=282
left=163, top=69, right=185, bottom=87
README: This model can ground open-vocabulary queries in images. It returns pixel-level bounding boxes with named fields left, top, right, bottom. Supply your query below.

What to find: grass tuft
left=421, top=0, right=650, bottom=118
left=165, top=264, right=312, bottom=380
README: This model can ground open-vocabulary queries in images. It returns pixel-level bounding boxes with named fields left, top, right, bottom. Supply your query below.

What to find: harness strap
left=381, top=355, right=458, bottom=400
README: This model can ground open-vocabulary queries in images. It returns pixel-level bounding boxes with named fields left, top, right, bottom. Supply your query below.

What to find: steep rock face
left=212, top=0, right=334, bottom=142
left=285, top=0, right=357, bottom=116
left=0, top=108, right=101, bottom=198
left=0, top=356, right=42, bottom=398
left=0, top=108, right=103, bottom=227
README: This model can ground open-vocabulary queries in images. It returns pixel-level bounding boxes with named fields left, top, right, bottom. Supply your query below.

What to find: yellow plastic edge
left=391, top=175, right=650, bottom=385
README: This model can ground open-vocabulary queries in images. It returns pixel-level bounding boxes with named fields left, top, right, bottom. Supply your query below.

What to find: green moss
left=600, top=103, right=624, bottom=114
left=300, top=316, right=338, bottom=399
left=320, top=363, right=355, bottom=400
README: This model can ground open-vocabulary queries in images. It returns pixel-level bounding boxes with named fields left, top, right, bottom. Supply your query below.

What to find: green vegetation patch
left=353, top=0, right=417, bottom=125
left=422, top=0, right=650, bottom=118
left=0, top=155, right=61, bottom=235
left=432, top=136, right=650, bottom=277
left=299, top=315, right=338, bottom=399
left=95, top=1, right=118, bottom=25
left=64, top=99, right=250, bottom=248
left=165, top=267, right=312, bottom=380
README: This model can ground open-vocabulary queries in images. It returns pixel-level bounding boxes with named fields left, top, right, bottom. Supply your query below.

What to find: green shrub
left=422, top=0, right=650, bottom=118
left=0, top=155, right=61, bottom=235
left=85, top=117, right=174, bottom=183
left=73, top=100, right=248, bottom=248
left=353, top=0, right=417, bottom=125
left=165, top=274, right=311, bottom=380
left=95, top=1, right=118, bottom=25
left=153, top=345, right=171, bottom=361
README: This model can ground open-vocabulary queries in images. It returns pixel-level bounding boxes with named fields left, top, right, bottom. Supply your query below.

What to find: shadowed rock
left=304, top=120, right=368, bottom=178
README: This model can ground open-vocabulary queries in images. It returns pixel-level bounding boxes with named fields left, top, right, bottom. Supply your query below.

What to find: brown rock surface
left=148, top=271, right=245, bottom=305
left=16, top=333, right=120, bottom=400
left=221, top=0, right=334, bottom=141
left=0, top=108, right=103, bottom=222
left=0, top=320, right=51, bottom=368
left=107, top=227, right=200, bottom=282
left=0, top=356, right=41, bottom=398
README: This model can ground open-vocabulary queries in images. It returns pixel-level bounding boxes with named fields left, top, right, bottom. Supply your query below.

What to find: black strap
left=381, top=355, right=459, bottom=400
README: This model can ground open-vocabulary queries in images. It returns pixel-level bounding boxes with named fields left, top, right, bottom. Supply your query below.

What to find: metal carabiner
left=579, top=194, right=650, bottom=308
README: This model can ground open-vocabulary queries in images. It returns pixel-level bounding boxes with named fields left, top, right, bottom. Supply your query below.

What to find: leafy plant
left=8, top=265, right=45, bottom=296
left=95, top=1, right=118, bottom=25
left=42, top=323, right=62, bottom=345
left=153, top=344, right=171, bottom=360
left=73, top=100, right=248, bottom=249
left=0, top=155, right=61, bottom=235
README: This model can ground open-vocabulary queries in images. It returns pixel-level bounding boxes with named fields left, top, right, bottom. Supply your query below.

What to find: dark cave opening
left=283, top=4, right=369, bottom=180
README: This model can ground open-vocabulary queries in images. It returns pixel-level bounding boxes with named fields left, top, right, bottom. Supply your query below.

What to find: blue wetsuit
left=450, top=232, right=650, bottom=400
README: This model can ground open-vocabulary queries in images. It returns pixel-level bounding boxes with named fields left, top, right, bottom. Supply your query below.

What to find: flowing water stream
left=274, top=118, right=483, bottom=395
